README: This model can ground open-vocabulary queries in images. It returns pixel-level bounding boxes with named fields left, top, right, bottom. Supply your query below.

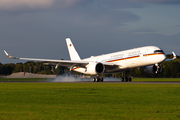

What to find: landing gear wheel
left=121, top=77, right=132, bottom=82
left=128, top=77, right=132, bottom=82
left=95, top=77, right=99, bottom=82
left=125, top=77, right=129, bottom=82
left=100, top=77, right=103, bottom=82
left=121, top=77, right=124, bottom=82
left=93, top=77, right=96, bottom=82
left=92, top=77, right=104, bottom=82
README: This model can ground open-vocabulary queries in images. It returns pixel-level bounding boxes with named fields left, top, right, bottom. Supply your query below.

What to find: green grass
left=0, top=82, right=180, bottom=120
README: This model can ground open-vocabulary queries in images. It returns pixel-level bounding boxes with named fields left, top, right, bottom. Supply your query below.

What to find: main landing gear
left=121, top=77, right=132, bottom=82
left=93, top=77, right=104, bottom=82
left=121, top=71, right=132, bottom=82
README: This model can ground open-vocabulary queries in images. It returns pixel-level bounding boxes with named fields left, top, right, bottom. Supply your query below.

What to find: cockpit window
left=154, top=50, right=164, bottom=53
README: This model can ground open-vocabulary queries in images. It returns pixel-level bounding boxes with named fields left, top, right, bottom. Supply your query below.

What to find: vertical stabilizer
left=66, top=38, right=81, bottom=60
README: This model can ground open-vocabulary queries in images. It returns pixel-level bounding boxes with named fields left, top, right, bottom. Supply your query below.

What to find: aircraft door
left=144, top=49, right=148, bottom=57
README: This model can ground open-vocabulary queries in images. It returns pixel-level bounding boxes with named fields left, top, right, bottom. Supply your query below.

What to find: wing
left=165, top=51, right=176, bottom=62
left=4, top=50, right=116, bottom=68
left=4, top=50, right=89, bottom=67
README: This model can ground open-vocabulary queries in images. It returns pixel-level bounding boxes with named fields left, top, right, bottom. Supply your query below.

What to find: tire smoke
left=47, top=75, right=121, bottom=82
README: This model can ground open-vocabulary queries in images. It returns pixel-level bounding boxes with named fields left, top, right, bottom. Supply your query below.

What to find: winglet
left=165, top=51, right=176, bottom=62
left=4, top=50, right=19, bottom=59
left=4, top=50, right=9, bottom=56
left=172, top=51, right=176, bottom=59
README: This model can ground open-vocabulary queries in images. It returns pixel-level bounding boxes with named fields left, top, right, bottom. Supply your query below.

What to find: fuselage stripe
left=108, top=53, right=164, bottom=63
left=108, top=55, right=140, bottom=62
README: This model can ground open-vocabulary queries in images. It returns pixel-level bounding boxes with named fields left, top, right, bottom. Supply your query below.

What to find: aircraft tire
left=93, top=77, right=103, bottom=82
left=95, top=77, right=99, bottom=82
left=100, top=77, right=103, bottom=82
left=128, top=77, right=132, bottom=82
left=93, top=78, right=96, bottom=82
left=125, top=77, right=128, bottom=82
left=121, top=77, right=124, bottom=82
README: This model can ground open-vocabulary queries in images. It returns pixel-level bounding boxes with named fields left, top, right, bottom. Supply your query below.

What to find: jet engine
left=144, top=64, right=162, bottom=74
left=85, top=62, right=105, bottom=75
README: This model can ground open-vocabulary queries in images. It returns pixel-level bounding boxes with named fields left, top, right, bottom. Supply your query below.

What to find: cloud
left=175, top=25, right=180, bottom=27
left=54, top=0, right=87, bottom=9
left=0, top=0, right=85, bottom=11
left=130, top=0, right=180, bottom=4
left=0, top=0, right=54, bottom=11
left=130, top=28, right=156, bottom=34
left=0, top=0, right=179, bottom=12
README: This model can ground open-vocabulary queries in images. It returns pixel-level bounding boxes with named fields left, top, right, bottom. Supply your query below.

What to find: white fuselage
left=73, top=46, right=166, bottom=74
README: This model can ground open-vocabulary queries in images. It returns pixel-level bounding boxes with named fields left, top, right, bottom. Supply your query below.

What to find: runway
left=51, top=81, right=180, bottom=84
left=1, top=80, right=180, bottom=84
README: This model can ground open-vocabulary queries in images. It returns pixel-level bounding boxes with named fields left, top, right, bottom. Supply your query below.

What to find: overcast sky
left=1, top=0, right=180, bottom=64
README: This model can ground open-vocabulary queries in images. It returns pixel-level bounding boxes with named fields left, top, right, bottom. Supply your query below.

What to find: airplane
left=4, top=38, right=176, bottom=82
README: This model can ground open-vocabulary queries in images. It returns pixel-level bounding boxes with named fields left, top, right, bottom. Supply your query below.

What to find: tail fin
left=66, top=38, right=81, bottom=61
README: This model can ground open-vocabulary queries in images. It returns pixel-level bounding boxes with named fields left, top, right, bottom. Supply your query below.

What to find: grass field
left=0, top=79, right=180, bottom=119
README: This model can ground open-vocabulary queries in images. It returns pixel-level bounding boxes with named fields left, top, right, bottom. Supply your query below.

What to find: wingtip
left=66, top=38, right=71, bottom=41
left=172, top=51, right=176, bottom=59
left=3, top=50, right=16, bottom=59
left=4, top=50, right=9, bottom=57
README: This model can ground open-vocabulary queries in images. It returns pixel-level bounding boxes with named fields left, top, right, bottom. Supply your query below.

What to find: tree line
left=0, top=61, right=67, bottom=76
left=0, top=54, right=180, bottom=78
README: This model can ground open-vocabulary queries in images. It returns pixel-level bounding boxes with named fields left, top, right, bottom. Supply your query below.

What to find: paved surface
left=51, top=81, right=180, bottom=84
left=1, top=80, right=180, bottom=84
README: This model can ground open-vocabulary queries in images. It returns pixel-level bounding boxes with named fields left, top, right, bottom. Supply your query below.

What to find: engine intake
left=96, top=63, right=104, bottom=73
left=85, top=62, right=105, bottom=75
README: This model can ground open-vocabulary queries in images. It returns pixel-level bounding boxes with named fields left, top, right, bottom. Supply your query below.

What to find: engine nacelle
left=144, top=64, right=162, bottom=74
left=86, top=62, right=105, bottom=75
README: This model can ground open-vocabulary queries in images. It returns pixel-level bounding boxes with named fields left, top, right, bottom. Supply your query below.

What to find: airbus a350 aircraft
left=4, top=38, right=176, bottom=82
